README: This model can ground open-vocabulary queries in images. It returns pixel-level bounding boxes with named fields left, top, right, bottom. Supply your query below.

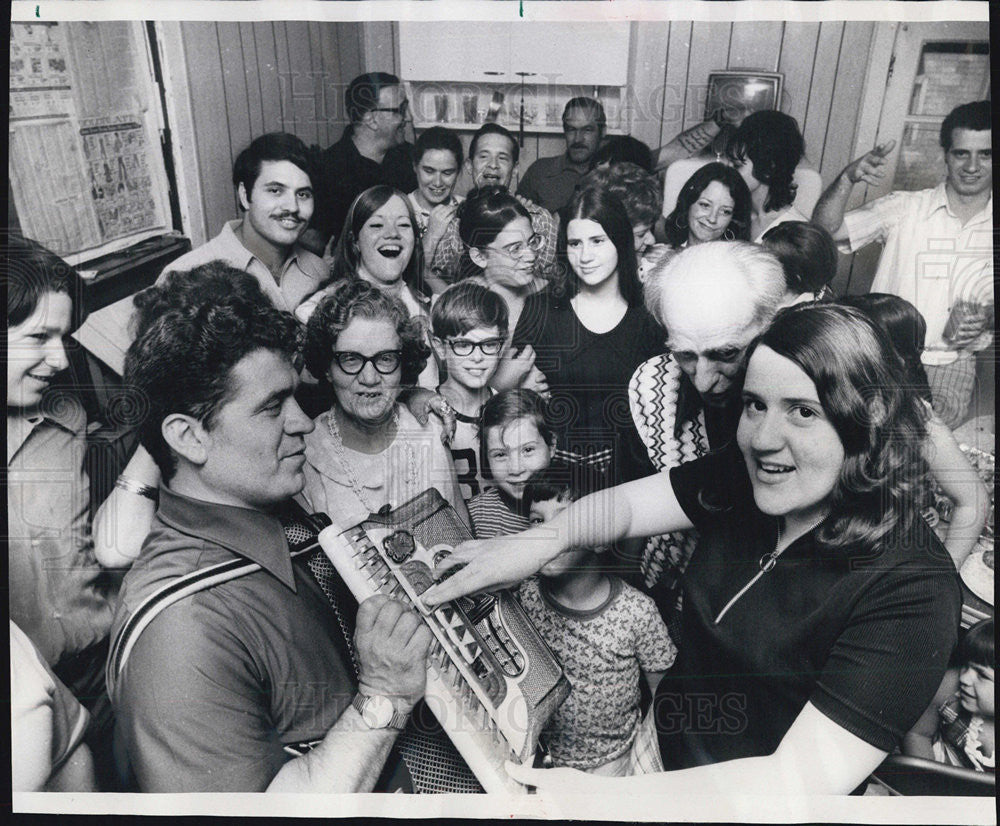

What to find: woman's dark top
left=656, top=446, right=962, bottom=770
left=513, top=288, right=663, bottom=488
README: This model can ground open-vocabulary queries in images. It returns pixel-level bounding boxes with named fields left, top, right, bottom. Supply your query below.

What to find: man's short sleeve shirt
left=841, top=184, right=993, bottom=363
left=111, top=488, right=358, bottom=791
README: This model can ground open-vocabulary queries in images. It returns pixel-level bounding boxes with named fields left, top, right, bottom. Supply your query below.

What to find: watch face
left=362, top=694, right=395, bottom=728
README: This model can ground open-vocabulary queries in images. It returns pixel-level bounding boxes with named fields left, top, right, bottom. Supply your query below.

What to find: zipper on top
left=713, top=543, right=784, bottom=625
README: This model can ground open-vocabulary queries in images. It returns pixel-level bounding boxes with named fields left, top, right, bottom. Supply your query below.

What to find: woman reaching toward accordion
left=423, top=303, right=962, bottom=795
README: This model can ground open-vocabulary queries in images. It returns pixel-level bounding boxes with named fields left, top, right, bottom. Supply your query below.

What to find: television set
left=705, top=71, right=783, bottom=125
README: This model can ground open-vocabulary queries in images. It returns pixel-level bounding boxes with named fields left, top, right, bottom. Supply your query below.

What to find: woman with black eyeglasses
left=300, top=279, right=469, bottom=528
left=457, top=185, right=551, bottom=395
left=513, top=186, right=663, bottom=492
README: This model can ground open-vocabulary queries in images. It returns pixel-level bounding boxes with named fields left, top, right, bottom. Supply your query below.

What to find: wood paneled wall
left=630, top=20, right=875, bottom=187
left=177, top=21, right=367, bottom=243
left=173, top=19, right=878, bottom=283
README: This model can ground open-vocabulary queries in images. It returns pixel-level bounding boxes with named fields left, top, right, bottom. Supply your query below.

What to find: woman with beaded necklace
left=300, top=279, right=468, bottom=528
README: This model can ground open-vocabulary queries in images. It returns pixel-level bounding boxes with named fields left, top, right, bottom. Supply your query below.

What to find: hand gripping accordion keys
left=315, top=488, right=570, bottom=793
left=107, top=488, right=569, bottom=793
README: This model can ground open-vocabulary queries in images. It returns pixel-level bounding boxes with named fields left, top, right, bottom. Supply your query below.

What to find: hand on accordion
left=355, top=594, right=433, bottom=712
left=422, top=534, right=564, bottom=606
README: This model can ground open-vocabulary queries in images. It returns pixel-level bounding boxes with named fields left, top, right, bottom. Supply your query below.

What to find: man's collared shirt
left=7, top=395, right=115, bottom=667
left=161, top=219, right=325, bottom=313
left=110, top=487, right=359, bottom=791
left=429, top=194, right=559, bottom=286
left=517, top=153, right=586, bottom=214
left=313, top=128, right=417, bottom=246
left=842, top=183, right=993, bottom=366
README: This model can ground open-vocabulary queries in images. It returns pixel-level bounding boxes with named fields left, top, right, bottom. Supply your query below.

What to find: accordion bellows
left=318, top=488, right=571, bottom=794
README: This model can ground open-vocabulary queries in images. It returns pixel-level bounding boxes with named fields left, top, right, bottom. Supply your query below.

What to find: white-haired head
left=643, top=241, right=787, bottom=405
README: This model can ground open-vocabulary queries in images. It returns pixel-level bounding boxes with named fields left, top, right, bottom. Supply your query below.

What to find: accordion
left=300, top=488, right=570, bottom=794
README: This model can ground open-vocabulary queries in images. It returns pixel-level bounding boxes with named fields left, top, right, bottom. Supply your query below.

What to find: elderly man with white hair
left=628, top=241, right=787, bottom=628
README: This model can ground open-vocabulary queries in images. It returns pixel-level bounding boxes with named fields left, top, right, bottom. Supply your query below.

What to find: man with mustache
left=160, top=132, right=325, bottom=314
left=517, top=97, right=605, bottom=214
left=111, top=267, right=431, bottom=791
left=813, top=100, right=993, bottom=427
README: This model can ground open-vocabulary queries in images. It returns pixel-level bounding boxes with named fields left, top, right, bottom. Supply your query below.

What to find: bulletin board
left=8, top=21, right=173, bottom=260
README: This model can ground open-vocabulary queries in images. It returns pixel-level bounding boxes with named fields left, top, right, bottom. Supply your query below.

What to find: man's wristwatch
left=352, top=693, right=409, bottom=731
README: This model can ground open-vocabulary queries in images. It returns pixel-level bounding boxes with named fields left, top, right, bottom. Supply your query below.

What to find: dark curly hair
left=580, top=162, right=661, bottom=229
left=748, top=303, right=930, bottom=553
left=663, top=161, right=752, bottom=248
left=727, top=110, right=804, bottom=213
left=324, top=185, right=427, bottom=297
left=6, top=234, right=88, bottom=332
left=124, top=265, right=300, bottom=480
left=131, top=258, right=291, bottom=341
left=303, top=279, right=429, bottom=388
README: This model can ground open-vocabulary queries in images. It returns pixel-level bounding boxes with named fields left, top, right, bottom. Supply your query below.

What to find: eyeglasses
left=331, top=350, right=403, bottom=375
left=371, top=100, right=410, bottom=116
left=444, top=337, right=506, bottom=357
left=487, top=233, right=544, bottom=258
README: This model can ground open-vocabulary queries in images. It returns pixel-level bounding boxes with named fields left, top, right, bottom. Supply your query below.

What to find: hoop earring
left=674, top=214, right=688, bottom=230
left=722, top=228, right=736, bottom=241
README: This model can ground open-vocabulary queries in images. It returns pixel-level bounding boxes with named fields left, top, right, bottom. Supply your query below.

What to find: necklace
left=325, top=406, right=418, bottom=514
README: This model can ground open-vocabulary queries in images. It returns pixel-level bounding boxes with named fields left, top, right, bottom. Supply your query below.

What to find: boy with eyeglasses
left=431, top=282, right=509, bottom=500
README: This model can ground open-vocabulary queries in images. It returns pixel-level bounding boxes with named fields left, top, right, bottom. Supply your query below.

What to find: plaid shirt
left=428, top=193, right=559, bottom=285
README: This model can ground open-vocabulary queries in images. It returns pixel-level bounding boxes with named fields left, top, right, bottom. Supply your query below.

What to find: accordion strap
left=106, top=544, right=319, bottom=698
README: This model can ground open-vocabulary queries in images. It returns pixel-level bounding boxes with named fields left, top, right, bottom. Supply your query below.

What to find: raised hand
left=844, top=139, right=897, bottom=186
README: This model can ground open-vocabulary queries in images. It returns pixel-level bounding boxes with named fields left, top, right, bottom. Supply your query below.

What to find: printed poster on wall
left=79, top=117, right=160, bottom=238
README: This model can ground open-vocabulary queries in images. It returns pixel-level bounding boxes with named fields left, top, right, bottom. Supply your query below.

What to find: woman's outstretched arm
left=422, top=469, right=691, bottom=605
left=506, top=702, right=887, bottom=796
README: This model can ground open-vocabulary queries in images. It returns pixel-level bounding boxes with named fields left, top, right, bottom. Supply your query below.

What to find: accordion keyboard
left=318, top=521, right=569, bottom=794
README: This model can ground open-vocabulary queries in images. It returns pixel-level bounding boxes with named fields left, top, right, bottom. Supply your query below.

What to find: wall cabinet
left=400, top=22, right=629, bottom=85
left=399, top=22, right=630, bottom=134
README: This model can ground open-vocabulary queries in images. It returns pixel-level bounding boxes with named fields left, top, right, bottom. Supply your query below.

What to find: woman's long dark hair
left=840, top=293, right=933, bottom=404
left=456, top=185, right=533, bottom=282
left=663, top=162, right=752, bottom=248
left=728, top=111, right=804, bottom=214
left=324, top=185, right=427, bottom=297
left=749, top=303, right=929, bottom=553
left=556, top=186, right=642, bottom=306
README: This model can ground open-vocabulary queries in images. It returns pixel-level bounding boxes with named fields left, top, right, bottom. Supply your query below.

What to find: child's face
left=485, top=416, right=553, bottom=500
left=529, top=492, right=572, bottom=526
left=434, top=325, right=504, bottom=391
left=529, top=492, right=594, bottom=577
left=959, top=662, right=995, bottom=718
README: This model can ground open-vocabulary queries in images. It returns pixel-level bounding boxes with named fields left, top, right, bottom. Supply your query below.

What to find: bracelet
left=115, top=476, right=159, bottom=502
